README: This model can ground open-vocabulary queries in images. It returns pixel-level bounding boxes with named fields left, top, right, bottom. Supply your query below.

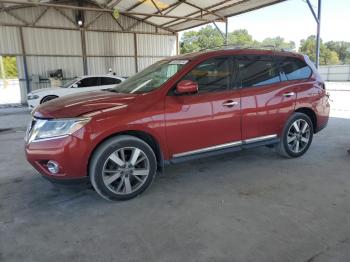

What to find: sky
left=179, top=0, right=350, bottom=48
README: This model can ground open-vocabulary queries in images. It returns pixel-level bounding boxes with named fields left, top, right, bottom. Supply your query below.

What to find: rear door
left=236, top=54, right=297, bottom=140
left=165, top=56, right=241, bottom=158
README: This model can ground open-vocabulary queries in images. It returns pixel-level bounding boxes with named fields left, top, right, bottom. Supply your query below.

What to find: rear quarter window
left=277, top=57, right=312, bottom=81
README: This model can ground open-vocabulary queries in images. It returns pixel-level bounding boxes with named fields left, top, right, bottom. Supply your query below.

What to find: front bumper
left=25, top=134, right=91, bottom=181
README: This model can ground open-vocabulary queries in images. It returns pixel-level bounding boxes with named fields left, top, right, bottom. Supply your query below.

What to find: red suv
left=25, top=48, right=330, bottom=201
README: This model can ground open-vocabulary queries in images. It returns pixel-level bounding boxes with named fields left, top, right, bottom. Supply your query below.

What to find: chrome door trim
left=173, top=141, right=243, bottom=158
left=172, top=134, right=277, bottom=158
left=244, top=134, right=277, bottom=144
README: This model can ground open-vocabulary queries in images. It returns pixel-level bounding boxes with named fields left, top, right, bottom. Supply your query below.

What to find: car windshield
left=110, top=60, right=187, bottom=94
left=60, top=78, right=79, bottom=88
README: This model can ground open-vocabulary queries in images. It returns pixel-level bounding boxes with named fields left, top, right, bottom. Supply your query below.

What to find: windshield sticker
left=169, top=60, right=189, bottom=65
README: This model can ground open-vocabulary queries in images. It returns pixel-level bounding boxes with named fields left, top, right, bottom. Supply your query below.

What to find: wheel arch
left=40, top=95, right=59, bottom=104
left=295, top=107, right=317, bottom=133
left=88, top=130, right=165, bottom=176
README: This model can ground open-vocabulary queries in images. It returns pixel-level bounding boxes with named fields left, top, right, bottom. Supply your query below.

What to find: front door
left=165, top=56, right=241, bottom=158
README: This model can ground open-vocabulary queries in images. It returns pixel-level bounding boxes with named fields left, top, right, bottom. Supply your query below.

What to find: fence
left=319, top=65, right=350, bottom=81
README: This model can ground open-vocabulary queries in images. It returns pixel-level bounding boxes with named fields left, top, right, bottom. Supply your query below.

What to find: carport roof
left=0, top=0, right=286, bottom=32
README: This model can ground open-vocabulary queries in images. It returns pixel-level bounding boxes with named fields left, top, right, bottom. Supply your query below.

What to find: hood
left=33, top=91, right=137, bottom=118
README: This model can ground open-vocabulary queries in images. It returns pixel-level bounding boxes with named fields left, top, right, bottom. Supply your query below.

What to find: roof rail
left=198, top=44, right=297, bottom=53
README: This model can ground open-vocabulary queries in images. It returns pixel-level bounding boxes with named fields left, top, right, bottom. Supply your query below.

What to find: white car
left=27, top=75, right=125, bottom=108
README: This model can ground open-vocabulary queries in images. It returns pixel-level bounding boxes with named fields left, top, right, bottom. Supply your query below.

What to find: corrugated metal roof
left=1, top=0, right=286, bottom=32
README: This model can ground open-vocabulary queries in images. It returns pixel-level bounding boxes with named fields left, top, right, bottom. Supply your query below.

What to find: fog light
left=47, top=161, right=59, bottom=174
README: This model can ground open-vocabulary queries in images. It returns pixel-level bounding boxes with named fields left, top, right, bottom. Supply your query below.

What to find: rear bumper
left=316, top=117, right=328, bottom=133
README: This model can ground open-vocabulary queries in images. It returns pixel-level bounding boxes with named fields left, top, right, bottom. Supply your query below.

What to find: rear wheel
left=89, top=135, right=157, bottom=201
left=41, top=95, right=58, bottom=104
left=277, top=113, right=313, bottom=158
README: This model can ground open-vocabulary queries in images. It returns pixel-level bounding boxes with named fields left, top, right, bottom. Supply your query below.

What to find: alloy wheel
left=102, top=147, right=150, bottom=195
left=286, top=119, right=311, bottom=153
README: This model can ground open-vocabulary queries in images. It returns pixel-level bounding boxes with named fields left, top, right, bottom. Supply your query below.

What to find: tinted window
left=77, top=77, right=99, bottom=87
left=277, top=57, right=312, bottom=81
left=182, top=57, right=231, bottom=93
left=236, top=55, right=280, bottom=88
left=100, top=77, right=121, bottom=85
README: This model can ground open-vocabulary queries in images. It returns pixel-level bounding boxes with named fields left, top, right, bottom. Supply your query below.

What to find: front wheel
left=89, top=135, right=157, bottom=201
left=277, top=113, right=314, bottom=158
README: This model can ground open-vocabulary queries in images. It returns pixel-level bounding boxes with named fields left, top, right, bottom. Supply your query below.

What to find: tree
left=261, top=37, right=295, bottom=50
left=299, top=35, right=339, bottom=65
left=0, top=56, right=18, bottom=79
left=325, top=41, right=350, bottom=63
left=321, top=49, right=340, bottom=65
left=180, top=25, right=224, bottom=54
left=227, top=29, right=255, bottom=46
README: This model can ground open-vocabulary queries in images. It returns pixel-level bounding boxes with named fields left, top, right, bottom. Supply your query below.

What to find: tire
left=41, top=95, right=58, bottom=104
left=277, top=112, right=314, bottom=158
left=89, top=135, right=157, bottom=201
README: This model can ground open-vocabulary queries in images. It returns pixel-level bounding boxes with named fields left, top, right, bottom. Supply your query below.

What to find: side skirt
left=168, top=137, right=280, bottom=164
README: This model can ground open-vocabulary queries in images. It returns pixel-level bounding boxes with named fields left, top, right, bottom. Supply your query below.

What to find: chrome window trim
left=173, top=134, right=277, bottom=158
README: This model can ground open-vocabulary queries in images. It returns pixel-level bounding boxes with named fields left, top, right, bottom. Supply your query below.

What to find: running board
left=169, top=135, right=279, bottom=164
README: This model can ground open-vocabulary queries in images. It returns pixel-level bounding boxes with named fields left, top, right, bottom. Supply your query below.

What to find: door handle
left=222, top=100, right=239, bottom=107
left=283, top=92, right=295, bottom=97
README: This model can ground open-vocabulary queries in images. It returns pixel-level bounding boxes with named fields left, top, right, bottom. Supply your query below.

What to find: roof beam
left=4, top=9, right=28, bottom=24
left=305, top=0, right=319, bottom=23
left=181, top=0, right=226, bottom=21
left=125, top=0, right=147, bottom=11
left=85, top=12, right=104, bottom=28
left=109, top=12, right=125, bottom=31
left=125, top=1, right=182, bottom=31
left=167, top=0, right=285, bottom=31
left=106, top=0, right=123, bottom=9
left=52, top=6, right=77, bottom=27
left=0, top=0, right=223, bottom=23
left=164, top=0, right=250, bottom=29
left=32, top=6, right=49, bottom=26
left=150, top=0, right=162, bottom=15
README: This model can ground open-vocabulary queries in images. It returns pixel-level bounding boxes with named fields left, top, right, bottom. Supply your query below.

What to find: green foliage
left=180, top=25, right=224, bottom=53
left=180, top=26, right=349, bottom=65
left=325, top=41, right=350, bottom=63
left=0, top=56, right=18, bottom=79
left=180, top=25, right=295, bottom=54
left=227, top=29, right=254, bottom=46
left=261, top=37, right=295, bottom=50
left=299, top=35, right=340, bottom=65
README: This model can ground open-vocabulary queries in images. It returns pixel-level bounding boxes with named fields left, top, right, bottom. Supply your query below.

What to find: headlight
left=27, top=117, right=90, bottom=143
left=27, top=94, right=39, bottom=100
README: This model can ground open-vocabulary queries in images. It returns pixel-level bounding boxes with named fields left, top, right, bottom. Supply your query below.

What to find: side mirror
left=72, top=83, right=78, bottom=88
left=176, top=80, right=198, bottom=94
